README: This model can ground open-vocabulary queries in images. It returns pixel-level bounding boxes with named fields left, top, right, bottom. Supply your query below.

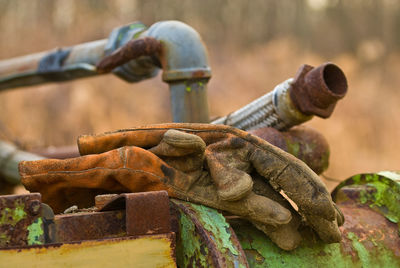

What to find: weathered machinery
left=0, top=20, right=398, bottom=267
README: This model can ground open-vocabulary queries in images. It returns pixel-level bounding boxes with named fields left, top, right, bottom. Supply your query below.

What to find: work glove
left=19, top=123, right=343, bottom=250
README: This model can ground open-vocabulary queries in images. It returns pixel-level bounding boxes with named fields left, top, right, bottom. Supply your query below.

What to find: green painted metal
left=232, top=171, right=400, bottom=267
left=236, top=224, right=354, bottom=268
left=235, top=222, right=400, bottom=268
left=27, top=218, right=44, bottom=245
left=173, top=199, right=248, bottom=268
left=332, top=171, right=400, bottom=229
left=176, top=205, right=211, bottom=267
left=0, top=193, right=45, bottom=247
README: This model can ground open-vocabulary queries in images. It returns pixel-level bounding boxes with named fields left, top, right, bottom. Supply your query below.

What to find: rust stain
left=54, top=210, right=126, bottom=243
left=96, top=37, right=161, bottom=73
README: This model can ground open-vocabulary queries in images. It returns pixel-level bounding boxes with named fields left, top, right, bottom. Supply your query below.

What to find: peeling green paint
left=334, top=172, right=400, bottom=228
left=236, top=224, right=400, bottom=267
left=359, top=179, right=400, bottom=224
left=174, top=201, right=247, bottom=267
left=176, top=208, right=210, bottom=267
left=190, top=203, right=239, bottom=255
left=236, top=224, right=354, bottom=268
left=346, top=231, right=400, bottom=268
left=0, top=199, right=27, bottom=226
left=27, top=218, right=44, bottom=245
left=347, top=232, right=370, bottom=267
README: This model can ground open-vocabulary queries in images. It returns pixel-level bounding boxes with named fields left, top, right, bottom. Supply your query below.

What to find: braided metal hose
left=211, top=78, right=310, bottom=130
left=212, top=63, right=348, bottom=131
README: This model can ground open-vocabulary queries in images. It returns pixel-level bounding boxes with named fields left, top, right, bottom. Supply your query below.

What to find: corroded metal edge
left=171, top=199, right=249, bottom=268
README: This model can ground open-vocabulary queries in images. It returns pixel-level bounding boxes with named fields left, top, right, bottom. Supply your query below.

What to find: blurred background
left=0, top=0, right=399, bottom=190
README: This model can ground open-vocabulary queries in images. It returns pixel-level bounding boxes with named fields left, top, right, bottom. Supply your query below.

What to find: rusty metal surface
left=249, top=125, right=330, bottom=174
left=54, top=210, right=126, bottom=243
left=100, top=191, right=171, bottom=236
left=339, top=203, right=400, bottom=260
left=290, top=62, right=347, bottom=118
left=94, top=194, right=118, bottom=209
left=0, top=193, right=44, bottom=248
left=0, top=233, right=177, bottom=267
left=172, top=199, right=249, bottom=268
left=96, top=37, right=161, bottom=73
left=332, top=171, right=400, bottom=232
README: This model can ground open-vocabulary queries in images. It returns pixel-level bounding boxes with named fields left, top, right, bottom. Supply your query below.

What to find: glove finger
left=183, top=186, right=292, bottom=226
left=206, top=152, right=253, bottom=201
left=149, top=129, right=206, bottom=157
left=334, top=203, right=345, bottom=226
left=250, top=147, right=336, bottom=221
left=304, top=214, right=341, bottom=243
left=205, top=138, right=254, bottom=201
left=149, top=130, right=206, bottom=173
left=19, top=148, right=125, bottom=176
left=78, top=128, right=167, bottom=155
left=252, top=218, right=302, bottom=251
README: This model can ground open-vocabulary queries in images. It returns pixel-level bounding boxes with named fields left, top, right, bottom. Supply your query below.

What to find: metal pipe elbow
left=142, top=20, right=211, bottom=82
left=142, top=21, right=211, bottom=123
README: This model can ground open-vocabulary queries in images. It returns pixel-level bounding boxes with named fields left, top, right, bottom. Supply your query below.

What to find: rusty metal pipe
left=212, top=62, right=348, bottom=130
left=0, top=21, right=211, bottom=123
left=0, top=40, right=107, bottom=90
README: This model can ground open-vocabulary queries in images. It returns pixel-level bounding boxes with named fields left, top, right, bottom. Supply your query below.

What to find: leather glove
left=19, top=123, right=343, bottom=250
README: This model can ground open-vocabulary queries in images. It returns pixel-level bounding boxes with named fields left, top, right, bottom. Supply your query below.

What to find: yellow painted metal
left=0, top=234, right=176, bottom=268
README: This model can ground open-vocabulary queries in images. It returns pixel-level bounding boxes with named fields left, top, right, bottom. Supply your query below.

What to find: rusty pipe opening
left=322, top=63, right=347, bottom=98
left=291, top=62, right=348, bottom=118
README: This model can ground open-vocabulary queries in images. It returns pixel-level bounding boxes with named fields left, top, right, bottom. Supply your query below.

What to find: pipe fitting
left=290, top=63, right=347, bottom=118
left=142, top=21, right=212, bottom=82
left=141, top=21, right=212, bottom=123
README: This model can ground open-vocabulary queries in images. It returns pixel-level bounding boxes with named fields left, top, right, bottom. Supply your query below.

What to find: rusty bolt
left=28, top=200, right=41, bottom=215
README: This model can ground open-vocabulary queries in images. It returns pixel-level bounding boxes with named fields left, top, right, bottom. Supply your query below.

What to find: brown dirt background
left=0, top=0, right=399, bottom=191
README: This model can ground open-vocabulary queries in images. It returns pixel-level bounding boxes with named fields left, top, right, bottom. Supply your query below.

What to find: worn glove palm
left=19, top=123, right=342, bottom=250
